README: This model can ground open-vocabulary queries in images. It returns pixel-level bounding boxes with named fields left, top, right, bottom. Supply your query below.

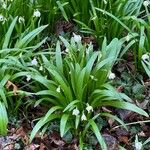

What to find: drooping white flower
left=26, top=75, right=31, bottom=82
left=31, top=57, right=38, bottom=66
left=2, top=3, right=7, bottom=9
left=0, top=14, right=7, bottom=24
left=72, top=107, right=80, bottom=116
left=56, top=85, right=61, bottom=93
left=125, top=34, right=130, bottom=42
left=81, top=112, right=87, bottom=121
left=90, top=75, right=94, bottom=80
left=86, top=103, right=93, bottom=113
left=108, top=72, right=116, bottom=80
left=135, top=142, right=143, bottom=150
left=103, top=0, right=107, bottom=4
left=39, top=66, right=43, bottom=71
left=18, top=16, right=25, bottom=24
left=142, top=54, right=149, bottom=62
left=33, top=9, right=41, bottom=17
left=0, top=15, right=4, bottom=22
left=143, top=0, right=150, bottom=7
left=65, top=48, right=69, bottom=53
left=73, top=33, right=82, bottom=43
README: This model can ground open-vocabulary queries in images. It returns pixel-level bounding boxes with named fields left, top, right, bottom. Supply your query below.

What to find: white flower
left=39, top=66, right=43, bottom=71
left=73, top=33, right=82, bottom=43
left=31, top=58, right=38, bottom=66
left=86, top=103, right=93, bottom=113
left=103, top=0, right=107, bottom=4
left=72, top=107, right=80, bottom=116
left=33, top=9, right=41, bottom=17
left=90, top=75, right=94, bottom=80
left=18, top=16, right=25, bottom=24
left=2, top=3, right=7, bottom=9
left=108, top=72, right=116, bottom=80
left=65, top=48, right=69, bottom=53
left=125, top=34, right=130, bottom=42
left=81, top=112, right=87, bottom=121
left=135, top=142, right=142, bottom=150
left=56, top=85, right=61, bottom=93
left=0, top=15, right=4, bottom=21
left=26, top=75, right=31, bottom=82
left=142, top=54, right=149, bottom=62
left=143, top=0, right=150, bottom=7
left=0, top=14, right=7, bottom=24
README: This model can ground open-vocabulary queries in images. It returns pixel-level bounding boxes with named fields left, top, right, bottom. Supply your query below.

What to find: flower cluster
left=72, top=103, right=93, bottom=121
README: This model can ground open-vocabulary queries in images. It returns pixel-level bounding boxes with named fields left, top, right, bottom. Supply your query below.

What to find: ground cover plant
left=0, top=0, right=150, bottom=149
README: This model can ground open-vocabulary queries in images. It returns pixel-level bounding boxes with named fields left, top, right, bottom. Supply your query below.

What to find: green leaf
left=63, top=100, right=80, bottom=112
left=0, top=102, right=8, bottom=136
left=90, top=120, right=107, bottom=150
left=95, top=8, right=131, bottom=33
left=15, top=25, right=48, bottom=48
left=30, top=114, right=59, bottom=142
left=100, top=113, right=128, bottom=130
left=60, top=114, right=69, bottom=137
left=100, top=101, right=149, bottom=117
left=2, top=17, right=18, bottom=49
left=56, top=41, right=63, bottom=73
left=143, top=137, right=150, bottom=146
left=43, top=106, right=62, bottom=122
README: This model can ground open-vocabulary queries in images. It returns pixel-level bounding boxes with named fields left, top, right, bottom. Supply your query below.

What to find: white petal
left=142, top=54, right=149, bottom=62
left=108, top=72, right=116, bottom=80
left=31, top=58, right=38, bottom=66
left=73, top=33, right=81, bottom=43
left=72, top=108, right=80, bottom=116
left=81, top=112, right=87, bottom=121
left=56, top=85, right=61, bottom=93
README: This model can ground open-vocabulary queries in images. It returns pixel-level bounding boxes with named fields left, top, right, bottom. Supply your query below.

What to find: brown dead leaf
left=96, top=134, right=118, bottom=150
left=16, top=127, right=29, bottom=145
left=136, top=100, right=149, bottom=109
left=117, top=86, right=124, bottom=92
left=39, top=143, right=46, bottom=150
left=3, top=143, right=14, bottom=150
left=102, top=107, right=112, bottom=113
left=119, top=136, right=129, bottom=145
left=138, top=131, right=146, bottom=137
left=108, top=118, right=115, bottom=127
left=24, top=144, right=40, bottom=150
left=6, top=80, right=18, bottom=95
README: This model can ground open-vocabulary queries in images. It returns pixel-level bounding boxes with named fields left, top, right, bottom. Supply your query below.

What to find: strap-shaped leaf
left=90, top=120, right=107, bottom=150
left=2, top=17, right=18, bottom=49
left=60, top=114, right=69, bottom=137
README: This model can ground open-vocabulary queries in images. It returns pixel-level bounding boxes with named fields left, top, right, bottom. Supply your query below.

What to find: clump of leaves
left=0, top=102, right=8, bottom=136
left=27, top=35, right=148, bottom=149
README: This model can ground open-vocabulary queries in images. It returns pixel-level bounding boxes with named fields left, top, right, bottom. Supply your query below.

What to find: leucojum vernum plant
left=23, top=34, right=149, bottom=150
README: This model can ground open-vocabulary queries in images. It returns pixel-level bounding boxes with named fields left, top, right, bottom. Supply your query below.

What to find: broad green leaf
left=2, top=17, right=18, bottom=49
left=43, top=106, right=62, bottom=122
left=100, top=113, right=127, bottom=130
left=60, top=114, right=69, bottom=137
left=90, top=120, right=107, bottom=150
left=63, top=100, right=80, bottom=112
left=0, top=102, right=8, bottom=136
left=30, top=114, right=59, bottom=142
left=15, top=25, right=48, bottom=48
left=56, top=41, right=63, bottom=73
left=100, top=101, right=149, bottom=117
